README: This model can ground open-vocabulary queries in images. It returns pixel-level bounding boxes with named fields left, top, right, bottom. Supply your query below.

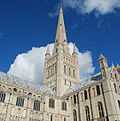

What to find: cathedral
left=0, top=8, right=120, bottom=121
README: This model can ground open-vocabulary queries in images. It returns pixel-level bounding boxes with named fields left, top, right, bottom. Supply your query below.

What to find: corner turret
left=99, top=54, right=109, bottom=79
left=72, top=43, right=78, bottom=65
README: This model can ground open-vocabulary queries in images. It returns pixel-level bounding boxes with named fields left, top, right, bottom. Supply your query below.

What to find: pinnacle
left=55, top=7, right=67, bottom=44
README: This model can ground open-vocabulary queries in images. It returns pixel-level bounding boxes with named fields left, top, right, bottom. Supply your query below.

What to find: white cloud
left=63, top=0, right=120, bottom=15
left=8, top=43, right=95, bottom=85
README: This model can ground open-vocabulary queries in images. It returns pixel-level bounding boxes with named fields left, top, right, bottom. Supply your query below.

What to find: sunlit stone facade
left=0, top=8, right=120, bottom=121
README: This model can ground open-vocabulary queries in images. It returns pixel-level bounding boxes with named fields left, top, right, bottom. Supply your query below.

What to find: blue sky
left=0, top=0, right=120, bottom=74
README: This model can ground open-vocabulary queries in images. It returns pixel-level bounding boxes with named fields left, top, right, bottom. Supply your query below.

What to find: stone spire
left=55, top=8, right=67, bottom=44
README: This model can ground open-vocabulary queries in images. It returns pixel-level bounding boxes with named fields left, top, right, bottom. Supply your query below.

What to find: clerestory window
left=0, top=91, right=6, bottom=103
left=33, top=100, right=40, bottom=111
left=16, top=97, right=24, bottom=107
left=49, top=98, right=55, bottom=108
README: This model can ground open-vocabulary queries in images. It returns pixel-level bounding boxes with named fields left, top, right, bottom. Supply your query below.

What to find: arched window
left=64, top=65, right=66, bottom=74
left=115, top=73, right=118, bottom=81
left=118, top=100, right=120, bottom=109
left=64, top=117, right=66, bottom=121
left=16, top=97, right=24, bottom=107
left=0, top=91, right=6, bottom=103
left=113, top=83, right=117, bottom=93
left=92, top=88, right=95, bottom=97
left=62, top=101, right=67, bottom=111
left=55, top=63, right=57, bottom=73
left=74, top=95, right=77, bottom=104
left=98, top=102, right=104, bottom=118
left=49, top=98, right=55, bottom=108
left=96, top=85, right=101, bottom=96
left=85, top=106, right=90, bottom=121
left=56, top=48, right=58, bottom=53
left=33, top=100, right=40, bottom=111
left=73, top=70, right=76, bottom=78
left=84, top=90, right=88, bottom=100
left=65, top=80, right=67, bottom=85
left=69, top=68, right=71, bottom=76
left=73, top=109, right=77, bottom=121
left=50, top=115, right=53, bottom=121
left=81, top=92, right=83, bottom=101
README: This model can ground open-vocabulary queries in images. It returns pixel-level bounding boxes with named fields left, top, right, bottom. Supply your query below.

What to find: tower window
left=62, top=101, right=67, bottom=111
left=73, top=109, right=77, bottom=121
left=81, top=93, right=83, bottom=101
left=98, top=102, right=104, bottom=118
left=92, top=88, right=95, bottom=97
left=64, top=65, right=66, bottom=74
left=16, top=97, right=24, bottom=107
left=64, top=117, right=66, bottom=121
left=73, top=70, right=76, bottom=78
left=115, top=73, right=118, bottom=80
left=85, top=106, right=90, bottom=121
left=118, top=100, right=120, bottom=109
left=84, top=90, right=88, bottom=100
left=65, top=80, right=67, bottom=85
left=56, top=48, right=58, bottom=53
left=113, top=83, right=117, bottom=93
left=33, top=100, right=40, bottom=111
left=69, top=68, right=71, bottom=76
left=55, top=63, right=57, bottom=73
left=74, top=95, right=77, bottom=104
left=49, top=98, right=55, bottom=108
left=96, top=85, right=101, bottom=96
left=50, top=115, right=53, bottom=121
left=0, top=91, right=6, bottom=103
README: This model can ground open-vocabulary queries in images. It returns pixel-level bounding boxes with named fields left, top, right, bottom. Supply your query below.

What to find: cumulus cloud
left=8, top=43, right=95, bottom=85
left=62, top=0, right=120, bottom=15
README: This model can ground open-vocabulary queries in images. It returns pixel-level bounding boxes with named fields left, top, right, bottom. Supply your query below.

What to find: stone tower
left=99, top=54, right=109, bottom=79
left=44, top=8, right=80, bottom=96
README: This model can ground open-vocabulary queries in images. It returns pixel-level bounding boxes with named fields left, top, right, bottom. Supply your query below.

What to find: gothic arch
left=98, top=102, right=104, bottom=118
left=85, top=105, right=90, bottom=121
left=73, top=109, right=77, bottom=121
